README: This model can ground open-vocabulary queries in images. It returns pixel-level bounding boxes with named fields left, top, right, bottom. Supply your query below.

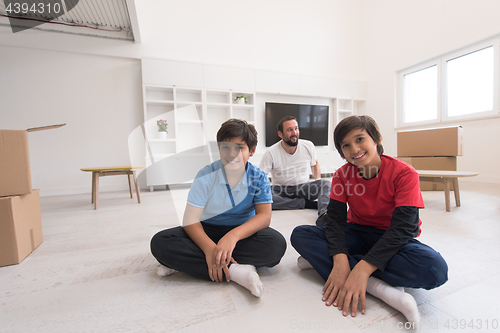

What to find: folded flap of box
left=26, top=124, right=66, bottom=132
left=0, top=196, right=19, bottom=263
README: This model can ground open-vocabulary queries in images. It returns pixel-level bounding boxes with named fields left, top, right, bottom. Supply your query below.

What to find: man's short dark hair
left=277, top=116, right=297, bottom=133
left=333, top=115, right=384, bottom=159
left=217, top=118, right=258, bottom=150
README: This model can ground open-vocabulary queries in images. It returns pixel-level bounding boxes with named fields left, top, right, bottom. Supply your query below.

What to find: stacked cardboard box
left=397, top=126, right=463, bottom=191
left=0, top=124, right=65, bottom=267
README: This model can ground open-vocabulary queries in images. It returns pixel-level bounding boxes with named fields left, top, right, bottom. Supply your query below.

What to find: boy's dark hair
left=277, top=116, right=297, bottom=133
left=217, top=118, right=258, bottom=150
left=333, top=115, right=384, bottom=159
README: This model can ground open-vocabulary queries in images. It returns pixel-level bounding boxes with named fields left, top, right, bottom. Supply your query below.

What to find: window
left=446, top=46, right=494, bottom=117
left=403, top=65, right=438, bottom=123
left=397, top=37, right=499, bottom=127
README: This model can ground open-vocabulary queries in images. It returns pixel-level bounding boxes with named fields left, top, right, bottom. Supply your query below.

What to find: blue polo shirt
left=187, top=160, right=272, bottom=226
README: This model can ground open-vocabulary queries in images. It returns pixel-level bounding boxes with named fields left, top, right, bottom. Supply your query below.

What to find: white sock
left=157, top=265, right=178, bottom=277
left=229, top=263, right=264, bottom=297
left=297, top=256, right=313, bottom=270
left=366, top=277, right=420, bottom=325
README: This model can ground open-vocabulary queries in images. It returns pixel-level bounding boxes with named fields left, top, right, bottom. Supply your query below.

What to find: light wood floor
left=1, top=181, right=499, bottom=332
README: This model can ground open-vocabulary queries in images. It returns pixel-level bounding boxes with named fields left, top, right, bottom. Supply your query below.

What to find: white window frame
left=396, top=36, right=500, bottom=128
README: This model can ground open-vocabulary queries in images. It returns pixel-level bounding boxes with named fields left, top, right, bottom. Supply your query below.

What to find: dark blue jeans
left=290, top=224, right=448, bottom=290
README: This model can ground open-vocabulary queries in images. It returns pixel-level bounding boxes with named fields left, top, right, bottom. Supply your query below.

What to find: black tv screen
left=265, top=102, right=329, bottom=147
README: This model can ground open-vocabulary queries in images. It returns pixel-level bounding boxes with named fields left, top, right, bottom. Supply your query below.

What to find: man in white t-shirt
left=260, top=116, right=330, bottom=226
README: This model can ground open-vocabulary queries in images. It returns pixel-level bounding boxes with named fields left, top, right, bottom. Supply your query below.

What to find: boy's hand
left=323, top=254, right=350, bottom=307
left=213, top=233, right=238, bottom=268
left=334, top=260, right=377, bottom=317
left=334, top=268, right=369, bottom=317
left=205, top=250, right=231, bottom=282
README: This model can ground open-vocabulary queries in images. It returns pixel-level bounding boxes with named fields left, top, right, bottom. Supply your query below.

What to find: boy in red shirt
left=291, top=115, right=448, bottom=325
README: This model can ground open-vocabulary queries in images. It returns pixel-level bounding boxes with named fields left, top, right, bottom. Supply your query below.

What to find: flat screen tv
left=265, top=102, right=329, bottom=147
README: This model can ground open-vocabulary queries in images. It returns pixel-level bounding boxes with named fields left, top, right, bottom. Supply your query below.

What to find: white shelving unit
left=204, top=89, right=256, bottom=143
left=141, top=58, right=366, bottom=189
left=143, top=85, right=256, bottom=190
left=231, top=91, right=255, bottom=125
left=335, top=97, right=360, bottom=124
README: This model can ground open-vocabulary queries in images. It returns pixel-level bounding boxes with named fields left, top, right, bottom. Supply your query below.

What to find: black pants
left=150, top=223, right=287, bottom=281
left=271, top=179, right=331, bottom=217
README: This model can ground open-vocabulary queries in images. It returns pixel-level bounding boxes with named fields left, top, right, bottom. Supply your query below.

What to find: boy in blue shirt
left=151, top=119, right=287, bottom=297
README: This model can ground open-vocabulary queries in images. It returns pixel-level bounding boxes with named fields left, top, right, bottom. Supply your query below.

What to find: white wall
left=0, top=46, right=143, bottom=195
left=363, top=0, right=500, bottom=183
left=3, top=0, right=499, bottom=193
left=0, top=0, right=366, bottom=79
left=135, top=0, right=366, bottom=80
left=0, top=0, right=366, bottom=195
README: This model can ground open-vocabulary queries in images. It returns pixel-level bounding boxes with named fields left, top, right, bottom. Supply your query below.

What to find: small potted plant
left=233, top=95, right=247, bottom=105
left=157, top=119, right=168, bottom=139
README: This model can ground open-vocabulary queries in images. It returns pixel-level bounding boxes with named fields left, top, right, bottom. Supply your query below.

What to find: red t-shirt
left=329, top=155, right=424, bottom=233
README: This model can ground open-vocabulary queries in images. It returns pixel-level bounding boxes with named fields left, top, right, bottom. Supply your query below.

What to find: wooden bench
left=80, top=166, right=145, bottom=210
left=416, top=170, right=479, bottom=212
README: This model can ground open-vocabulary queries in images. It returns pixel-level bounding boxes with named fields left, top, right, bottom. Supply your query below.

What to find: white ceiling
left=0, top=0, right=139, bottom=41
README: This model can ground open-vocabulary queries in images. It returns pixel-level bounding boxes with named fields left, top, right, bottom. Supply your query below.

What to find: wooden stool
left=80, top=166, right=145, bottom=210
left=416, top=170, right=479, bottom=212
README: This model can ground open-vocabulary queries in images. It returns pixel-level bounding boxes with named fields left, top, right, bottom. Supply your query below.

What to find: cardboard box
left=0, top=189, right=43, bottom=267
left=397, top=126, right=463, bottom=157
left=0, top=130, right=31, bottom=197
left=397, top=156, right=457, bottom=170
left=0, top=124, right=65, bottom=197
left=398, top=156, right=456, bottom=191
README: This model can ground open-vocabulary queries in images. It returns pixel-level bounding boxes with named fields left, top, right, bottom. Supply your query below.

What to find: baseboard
left=38, top=184, right=140, bottom=197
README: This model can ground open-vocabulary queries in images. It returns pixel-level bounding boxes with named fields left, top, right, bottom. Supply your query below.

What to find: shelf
left=177, top=102, right=203, bottom=106
left=207, top=103, right=231, bottom=107
left=178, top=120, right=203, bottom=125
left=143, top=84, right=256, bottom=189
left=231, top=91, right=255, bottom=105
left=145, top=104, right=175, bottom=116
left=207, top=105, right=230, bottom=111
left=232, top=108, right=255, bottom=123
left=176, top=103, right=203, bottom=123
left=146, top=99, right=174, bottom=104
left=337, top=98, right=353, bottom=111
left=335, top=97, right=359, bottom=124
left=148, top=138, right=176, bottom=142
left=206, top=90, right=230, bottom=104
left=145, top=86, right=174, bottom=101
left=146, top=139, right=176, bottom=156
left=176, top=88, right=202, bottom=103
left=338, top=114, right=351, bottom=121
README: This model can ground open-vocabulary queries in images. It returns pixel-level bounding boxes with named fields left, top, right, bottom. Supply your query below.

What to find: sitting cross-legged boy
left=151, top=119, right=287, bottom=297
left=291, top=115, right=448, bottom=324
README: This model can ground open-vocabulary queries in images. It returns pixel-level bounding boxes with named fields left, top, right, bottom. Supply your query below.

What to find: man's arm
left=311, top=160, right=321, bottom=180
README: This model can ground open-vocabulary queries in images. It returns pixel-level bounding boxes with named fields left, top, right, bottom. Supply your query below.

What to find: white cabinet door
left=142, top=59, right=203, bottom=87
left=255, top=70, right=301, bottom=95
left=338, top=80, right=367, bottom=100
left=204, top=65, right=255, bottom=91
left=299, top=75, right=339, bottom=97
